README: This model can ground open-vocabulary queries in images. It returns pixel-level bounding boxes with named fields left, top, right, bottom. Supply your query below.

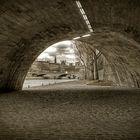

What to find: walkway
left=0, top=81, right=140, bottom=140
left=23, top=79, right=77, bottom=89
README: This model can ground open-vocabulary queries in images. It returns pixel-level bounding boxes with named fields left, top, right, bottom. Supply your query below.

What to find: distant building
left=54, top=56, right=57, bottom=63
left=27, top=60, right=79, bottom=77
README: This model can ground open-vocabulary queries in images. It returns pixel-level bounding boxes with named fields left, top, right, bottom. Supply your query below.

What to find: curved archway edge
left=0, top=0, right=140, bottom=91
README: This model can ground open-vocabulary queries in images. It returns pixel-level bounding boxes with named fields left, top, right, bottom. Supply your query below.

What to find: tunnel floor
left=0, top=82, right=140, bottom=140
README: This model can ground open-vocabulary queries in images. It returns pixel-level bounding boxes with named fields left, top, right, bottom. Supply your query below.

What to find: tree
left=73, top=40, right=101, bottom=80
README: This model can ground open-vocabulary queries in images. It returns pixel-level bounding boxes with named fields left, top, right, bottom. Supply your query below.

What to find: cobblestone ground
left=0, top=81, right=140, bottom=140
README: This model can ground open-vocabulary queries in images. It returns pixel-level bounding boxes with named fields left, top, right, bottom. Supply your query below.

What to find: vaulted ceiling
left=0, top=0, right=140, bottom=90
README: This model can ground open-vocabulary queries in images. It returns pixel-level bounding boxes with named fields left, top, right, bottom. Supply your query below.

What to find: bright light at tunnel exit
left=37, top=40, right=78, bottom=63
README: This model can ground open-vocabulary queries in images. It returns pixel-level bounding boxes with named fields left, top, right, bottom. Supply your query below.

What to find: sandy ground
left=0, top=81, right=140, bottom=140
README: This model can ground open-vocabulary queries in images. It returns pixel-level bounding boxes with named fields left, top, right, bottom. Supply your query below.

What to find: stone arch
left=74, top=38, right=140, bottom=87
left=0, top=0, right=140, bottom=91
left=81, top=31, right=140, bottom=87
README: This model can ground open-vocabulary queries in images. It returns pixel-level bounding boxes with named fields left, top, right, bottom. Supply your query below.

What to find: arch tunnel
left=0, top=0, right=140, bottom=139
left=0, top=0, right=140, bottom=91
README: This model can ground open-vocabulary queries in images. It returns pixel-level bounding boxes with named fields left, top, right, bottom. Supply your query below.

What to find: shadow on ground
left=0, top=87, right=140, bottom=140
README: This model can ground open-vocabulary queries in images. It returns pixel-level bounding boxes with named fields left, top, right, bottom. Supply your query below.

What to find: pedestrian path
left=0, top=87, right=139, bottom=139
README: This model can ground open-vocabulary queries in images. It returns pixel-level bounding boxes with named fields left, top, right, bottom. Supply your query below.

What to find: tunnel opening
left=23, top=40, right=80, bottom=89
left=22, top=39, right=120, bottom=90
left=0, top=1, right=140, bottom=139
left=0, top=0, right=139, bottom=91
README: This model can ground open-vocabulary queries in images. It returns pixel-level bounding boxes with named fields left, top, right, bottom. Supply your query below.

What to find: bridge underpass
left=0, top=0, right=140, bottom=139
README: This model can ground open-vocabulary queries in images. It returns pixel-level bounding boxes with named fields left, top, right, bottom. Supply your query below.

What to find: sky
left=37, top=41, right=79, bottom=64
